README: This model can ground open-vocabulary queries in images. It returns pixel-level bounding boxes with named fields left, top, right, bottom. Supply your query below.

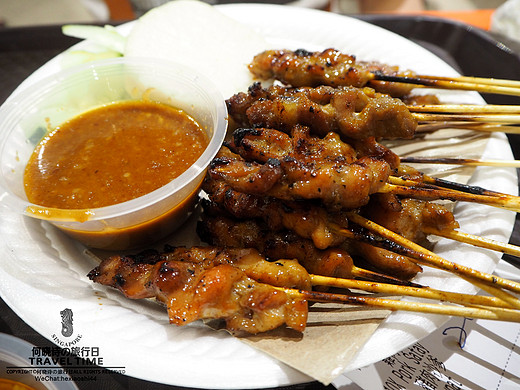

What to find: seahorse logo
left=60, top=308, right=73, bottom=338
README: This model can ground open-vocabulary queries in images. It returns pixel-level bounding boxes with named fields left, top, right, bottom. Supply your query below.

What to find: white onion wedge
left=124, top=0, right=269, bottom=98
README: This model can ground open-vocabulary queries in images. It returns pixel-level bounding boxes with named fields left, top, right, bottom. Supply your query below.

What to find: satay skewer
left=388, top=175, right=520, bottom=216
left=89, top=247, right=520, bottom=332
left=400, top=156, right=520, bottom=168
left=390, top=173, right=516, bottom=258
left=342, top=213, right=520, bottom=296
left=204, top=173, right=519, bottom=267
left=308, top=274, right=517, bottom=309
left=249, top=49, right=520, bottom=98
left=408, top=104, right=520, bottom=114
left=387, top=175, right=517, bottom=199
left=372, top=75, right=520, bottom=97
left=405, top=74, right=520, bottom=88
left=329, top=222, right=520, bottom=309
left=423, top=227, right=520, bottom=259
left=282, top=288, right=520, bottom=323
left=380, top=182, right=520, bottom=212
left=412, top=112, right=520, bottom=124
left=416, top=122, right=520, bottom=134
left=392, top=172, right=506, bottom=197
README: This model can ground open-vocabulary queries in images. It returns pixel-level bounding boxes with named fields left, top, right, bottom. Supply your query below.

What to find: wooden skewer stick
left=309, top=274, right=517, bottom=309
left=423, top=226, right=520, bottom=259
left=330, top=221, right=520, bottom=310
left=373, top=178, right=519, bottom=256
left=371, top=74, right=520, bottom=97
left=456, top=275, right=520, bottom=311
left=412, top=112, right=520, bottom=124
left=413, top=74, right=520, bottom=88
left=379, top=182, right=520, bottom=212
left=344, top=212, right=520, bottom=295
left=281, top=287, right=520, bottom=323
left=416, top=122, right=520, bottom=134
left=349, top=264, right=417, bottom=286
left=392, top=173, right=507, bottom=197
left=408, top=104, right=520, bottom=114
left=400, top=156, right=520, bottom=168
left=339, top=179, right=520, bottom=259
left=335, top=172, right=520, bottom=258
left=389, top=174, right=520, bottom=208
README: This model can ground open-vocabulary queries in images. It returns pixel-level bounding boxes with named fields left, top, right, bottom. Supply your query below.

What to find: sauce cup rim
left=0, top=57, right=228, bottom=223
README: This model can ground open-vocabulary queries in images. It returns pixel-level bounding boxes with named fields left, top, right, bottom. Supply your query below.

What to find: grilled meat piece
left=248, top=48, right=416, bottom=97
left=198, top=211, right=422, bottom=282
left=362, top=193, right=459, bottom=244
left=345, top=194, right=458, bottom=280
left=88, top=246, right=310, bottom=334
left=228, top=125, right=400, bottom=172
left=348, top=242, right=422, bottom=281
left=229, top=125, right=358, bottom=165
left=227, top=83, right=417, bottom=140
left=202, top=178, right=347, bottom=249
left=197, top=215, right=356, bottom=279
left=209, top=145, right=391, bottom=211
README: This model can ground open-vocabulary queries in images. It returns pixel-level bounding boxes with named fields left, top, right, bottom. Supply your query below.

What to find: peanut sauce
left=23, top=100, right=209, bottom=209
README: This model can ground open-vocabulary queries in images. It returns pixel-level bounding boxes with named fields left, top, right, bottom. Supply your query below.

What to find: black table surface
left=1, top=11, right=520, bottom=390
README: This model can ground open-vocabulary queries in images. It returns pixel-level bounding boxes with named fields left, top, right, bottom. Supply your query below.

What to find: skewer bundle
left=89, top=47, right=520, bottom=335
left=89, top=245, right=520, bottom=337
left=249, top=48, right=520, bottom=99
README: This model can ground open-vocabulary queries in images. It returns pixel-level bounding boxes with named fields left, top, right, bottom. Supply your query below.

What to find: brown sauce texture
left=24, top=100, right=208, bottom=209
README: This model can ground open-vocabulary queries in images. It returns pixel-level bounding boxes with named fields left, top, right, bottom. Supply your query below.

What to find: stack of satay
left=89, top=48, right=520, bottom=336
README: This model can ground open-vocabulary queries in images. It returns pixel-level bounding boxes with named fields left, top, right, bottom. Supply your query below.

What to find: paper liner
left=205, top=304, right=390, bottom=385
left=237, top=305, right=391, bottom=385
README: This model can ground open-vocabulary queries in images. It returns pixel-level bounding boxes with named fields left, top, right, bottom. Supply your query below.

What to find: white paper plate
left=0, top=4, right=517, bottom=389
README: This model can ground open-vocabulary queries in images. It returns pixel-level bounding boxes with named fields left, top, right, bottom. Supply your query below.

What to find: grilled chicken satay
left=202, top=179, right=422, bottom=280
left=199, top=195, right=422, bottom=281
left=209, top=145, right=391, bottom=211
left=248, top=48, right=417, bottom=97
left=226, top=82, right=417, bottom=140
left=228, top=125, right=400, bottom=170
left=203, top=176, right=457, bottom=280
left=88, top=247, right=309, bottom=334
left=344, top=193, right=458, bottom=279
left=158, top=246, right=311, bottom=290
left=198, top=215, right=354, bottom=278
left=348, top=242, right=422, bottom=281
left=202, top=177, right=347, bottom=249
left=197, top=212, right=420, bottom=282
left=361, top=193, right=459, bottom=243
left=230, top=125, right=357, bottom=165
